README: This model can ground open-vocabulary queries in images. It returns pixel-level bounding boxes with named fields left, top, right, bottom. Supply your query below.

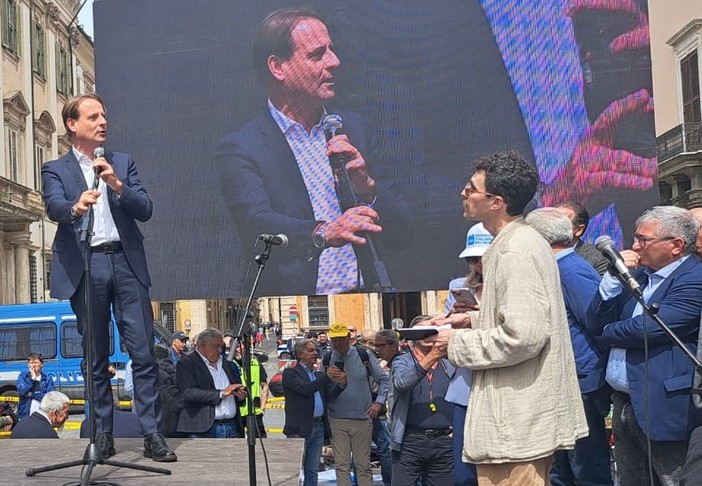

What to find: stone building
left=1, top=0, right=94, bottom=304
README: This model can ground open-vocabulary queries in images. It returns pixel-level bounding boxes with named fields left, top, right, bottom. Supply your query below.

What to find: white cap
left=458, top=223, right=494, bottom=258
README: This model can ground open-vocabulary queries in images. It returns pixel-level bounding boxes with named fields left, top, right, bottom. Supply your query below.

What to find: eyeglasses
left=462, top=180, right=495, bottom=198
left=633, top=234, right=675, bottom=248
left=348, top=329, right=357, bottom=333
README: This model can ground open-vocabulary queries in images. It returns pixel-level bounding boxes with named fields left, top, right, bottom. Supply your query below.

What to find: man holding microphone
left=41, top=93, right=176, bottom=462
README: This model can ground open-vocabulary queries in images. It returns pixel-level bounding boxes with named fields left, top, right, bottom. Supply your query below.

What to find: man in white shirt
left=176, top=328, right=248, bottom=438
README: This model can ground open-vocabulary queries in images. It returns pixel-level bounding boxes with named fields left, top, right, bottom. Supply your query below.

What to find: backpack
left=323, top=346, right=383, bottom=407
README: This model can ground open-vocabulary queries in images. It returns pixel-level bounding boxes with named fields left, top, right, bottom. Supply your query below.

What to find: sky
left=77, top=0, right=94, bottom=39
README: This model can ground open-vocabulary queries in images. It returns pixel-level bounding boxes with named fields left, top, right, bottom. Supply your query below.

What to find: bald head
left=690, top=208, right=702, bottom=258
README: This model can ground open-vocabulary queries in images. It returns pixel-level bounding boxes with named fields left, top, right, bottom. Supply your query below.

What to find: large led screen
left=93, top=0, right=658, bottom=300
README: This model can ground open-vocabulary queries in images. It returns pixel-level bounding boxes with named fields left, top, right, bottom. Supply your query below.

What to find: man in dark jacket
left=11, top=391, right=69, bottom=439
left=16, top=353, right=55, bottom=420
left=283, top=339, right=345, bottom=486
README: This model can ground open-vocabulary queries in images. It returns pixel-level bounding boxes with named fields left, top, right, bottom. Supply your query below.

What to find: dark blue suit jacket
left=215, top=109, right=412, bottom=295
left=557, top=251, right=608, bottom=394
left=10, top=412, right=58, bottom=439
left=41, top=150, right=153, bottom=300
left=282, top=362, right=343, bottom=438
left=587, top=255, right=702, bottom=441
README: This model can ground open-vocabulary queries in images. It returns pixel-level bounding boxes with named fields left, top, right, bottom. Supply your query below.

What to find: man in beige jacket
left=431, top=151, right=588, bottom=485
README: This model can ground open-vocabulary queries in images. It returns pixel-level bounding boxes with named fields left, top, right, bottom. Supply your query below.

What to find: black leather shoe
left=144, top=432, right=177, bottom=462
left=96, top=432, right=115, bottom=460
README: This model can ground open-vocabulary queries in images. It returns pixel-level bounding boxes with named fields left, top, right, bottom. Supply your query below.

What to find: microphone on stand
left=595, top=235, right=642, bottom=295
left=259, top=233, right=289, bottom=248
left=92, top=147, right=105, bottom=190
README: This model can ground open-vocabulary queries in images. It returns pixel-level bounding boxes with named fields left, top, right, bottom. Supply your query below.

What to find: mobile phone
left=450, top=288, right=478, bottom=307
left=334, top=361, right=345, bottom=371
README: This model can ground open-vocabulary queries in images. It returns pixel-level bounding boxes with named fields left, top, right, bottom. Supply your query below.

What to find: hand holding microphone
left=595, top=235, right=642, bottom=295
left=92, top=147, right=123, bottom=195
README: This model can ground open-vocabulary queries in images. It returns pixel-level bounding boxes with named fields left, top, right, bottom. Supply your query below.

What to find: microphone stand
left=330, top=157, right=395, bottom=293
left=27, top=175, right=170, bottom=484
left=613, top=272, right=702, bottom=375
left=228, top=239, right=275, bottom=486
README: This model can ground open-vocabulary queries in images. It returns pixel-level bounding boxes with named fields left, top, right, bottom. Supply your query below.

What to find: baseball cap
left=327, top=322, right=350, bottom=338
left=173, top=331, right=189, bottom=341
left=459, top=223, right=494, bottom=258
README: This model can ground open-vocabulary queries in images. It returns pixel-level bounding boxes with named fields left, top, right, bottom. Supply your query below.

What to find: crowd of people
left=281, top=151, right=702, bottom=486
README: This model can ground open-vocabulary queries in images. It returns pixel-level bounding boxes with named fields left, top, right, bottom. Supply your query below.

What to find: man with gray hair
left=588, top=206, right=702, bottom=485
left=11, top=391, right=70, bottom=439
left=176, top=328, right=247, bottom=438
left=526, top=208, right=612, bottom=485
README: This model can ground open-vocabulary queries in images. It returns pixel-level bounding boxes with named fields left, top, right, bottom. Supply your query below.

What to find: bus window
left=61, top=321, right=115, bottom=358
left=61, top=322, right=83, bottom=358
left=0, top=323, right=56, bottom=360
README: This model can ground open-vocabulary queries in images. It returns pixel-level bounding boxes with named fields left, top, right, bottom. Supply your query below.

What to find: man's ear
left=267, top=55, right=285, bottom=82
left=491, top=196, right=505, bottom=211
left=573, top=224, right=586, bottom=239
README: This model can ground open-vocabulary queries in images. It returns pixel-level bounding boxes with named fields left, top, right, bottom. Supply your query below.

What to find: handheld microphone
left=259, top=234, right=289, bottom=248
left=594, top=235, right=641, bottom=294
left=321, top=113, right=345, bottom=169
left=92, top=147, right=105, bottom=190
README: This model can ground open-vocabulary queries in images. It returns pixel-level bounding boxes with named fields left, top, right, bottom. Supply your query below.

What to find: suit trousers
left=329, top=417, right=373, bottom=486
left=611, top=391, right=689, bottom=486
left=71, top=252, right=160, bottom=435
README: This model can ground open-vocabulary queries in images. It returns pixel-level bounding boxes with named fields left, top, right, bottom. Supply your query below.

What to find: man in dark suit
left=41, top=94, right=175, bottom=462
left=588, top=206, right=702, bottom=485
left=176, top=328, right=247, bottom=438
left=283, top=338, right=345, bottom=486
left=215, top=7, right=411, bottom=296
left=11, top=391, right=69, bottom=439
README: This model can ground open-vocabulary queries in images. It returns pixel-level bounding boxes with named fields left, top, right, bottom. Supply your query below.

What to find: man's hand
left=619, top=249, right=640, bottom=270
left=93, top=157, right=123, bottom=195
left=366, top=402, right=384, bottom=419
left=426, top=329, right=454, bottom=354
left=327, top=135, right=376, bottom=202
left=542, top=89, right=657, bottom=207
left=326, top=366, right=347, bottom=385
left=325, top=206, right=382, bottom=247
left=73, top=189, right=102, bottom=216
left=430, top=313, right=471, bottom=329
left=223, top=383, right=247, bottom=400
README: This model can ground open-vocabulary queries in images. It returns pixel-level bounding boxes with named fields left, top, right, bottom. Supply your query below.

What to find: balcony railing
left=657, top=122, right=702, bottom=162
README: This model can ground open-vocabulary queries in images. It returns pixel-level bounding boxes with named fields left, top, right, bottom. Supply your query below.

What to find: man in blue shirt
left=588, top=206, right=702, bottom=485
left=282, top=339, right=345, bottom=486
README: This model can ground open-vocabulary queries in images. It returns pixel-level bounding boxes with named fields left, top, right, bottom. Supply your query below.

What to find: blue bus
left=0, top=301, right=171, bottom=410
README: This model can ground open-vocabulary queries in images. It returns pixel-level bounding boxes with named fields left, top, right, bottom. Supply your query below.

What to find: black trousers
left=391, top=431, right=453, bottom=486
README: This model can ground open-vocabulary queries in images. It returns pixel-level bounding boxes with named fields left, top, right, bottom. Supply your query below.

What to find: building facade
left=651, top=1, right=702, bottom=206
left=1, top=0, right=94, bottom=304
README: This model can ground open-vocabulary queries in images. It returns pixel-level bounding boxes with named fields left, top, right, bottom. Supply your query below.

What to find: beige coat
left=448, top=218, right=588, bottom=463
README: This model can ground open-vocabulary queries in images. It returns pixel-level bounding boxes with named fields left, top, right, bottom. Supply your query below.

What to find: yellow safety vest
left=235, top=359, right=262, bottom=416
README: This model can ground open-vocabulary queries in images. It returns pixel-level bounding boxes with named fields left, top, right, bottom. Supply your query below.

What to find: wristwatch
left=70, top=206, right=79, bottom=219
left=312, top=223, right=327, bottom=249
left=219, top=390, right=225, bottom=399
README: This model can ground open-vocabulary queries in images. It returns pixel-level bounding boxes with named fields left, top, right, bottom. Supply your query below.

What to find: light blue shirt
left=601, top=255, right=691, bottom=393
left=268, top=100, right=359, bottom=294
left=299, top=362, right=324, bottom=418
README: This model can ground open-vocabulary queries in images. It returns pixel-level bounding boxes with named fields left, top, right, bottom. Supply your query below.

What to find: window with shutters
left=681, top=51, right=701, bottom=124
left=56, top=43, right=71, bottom=96
left=32, top=21, right=45, bottom=78
left=2, top=0, right=19, bottom=56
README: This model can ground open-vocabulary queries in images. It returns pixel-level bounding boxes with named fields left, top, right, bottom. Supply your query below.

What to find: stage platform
left=0, top=438, right=303, bottom=485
